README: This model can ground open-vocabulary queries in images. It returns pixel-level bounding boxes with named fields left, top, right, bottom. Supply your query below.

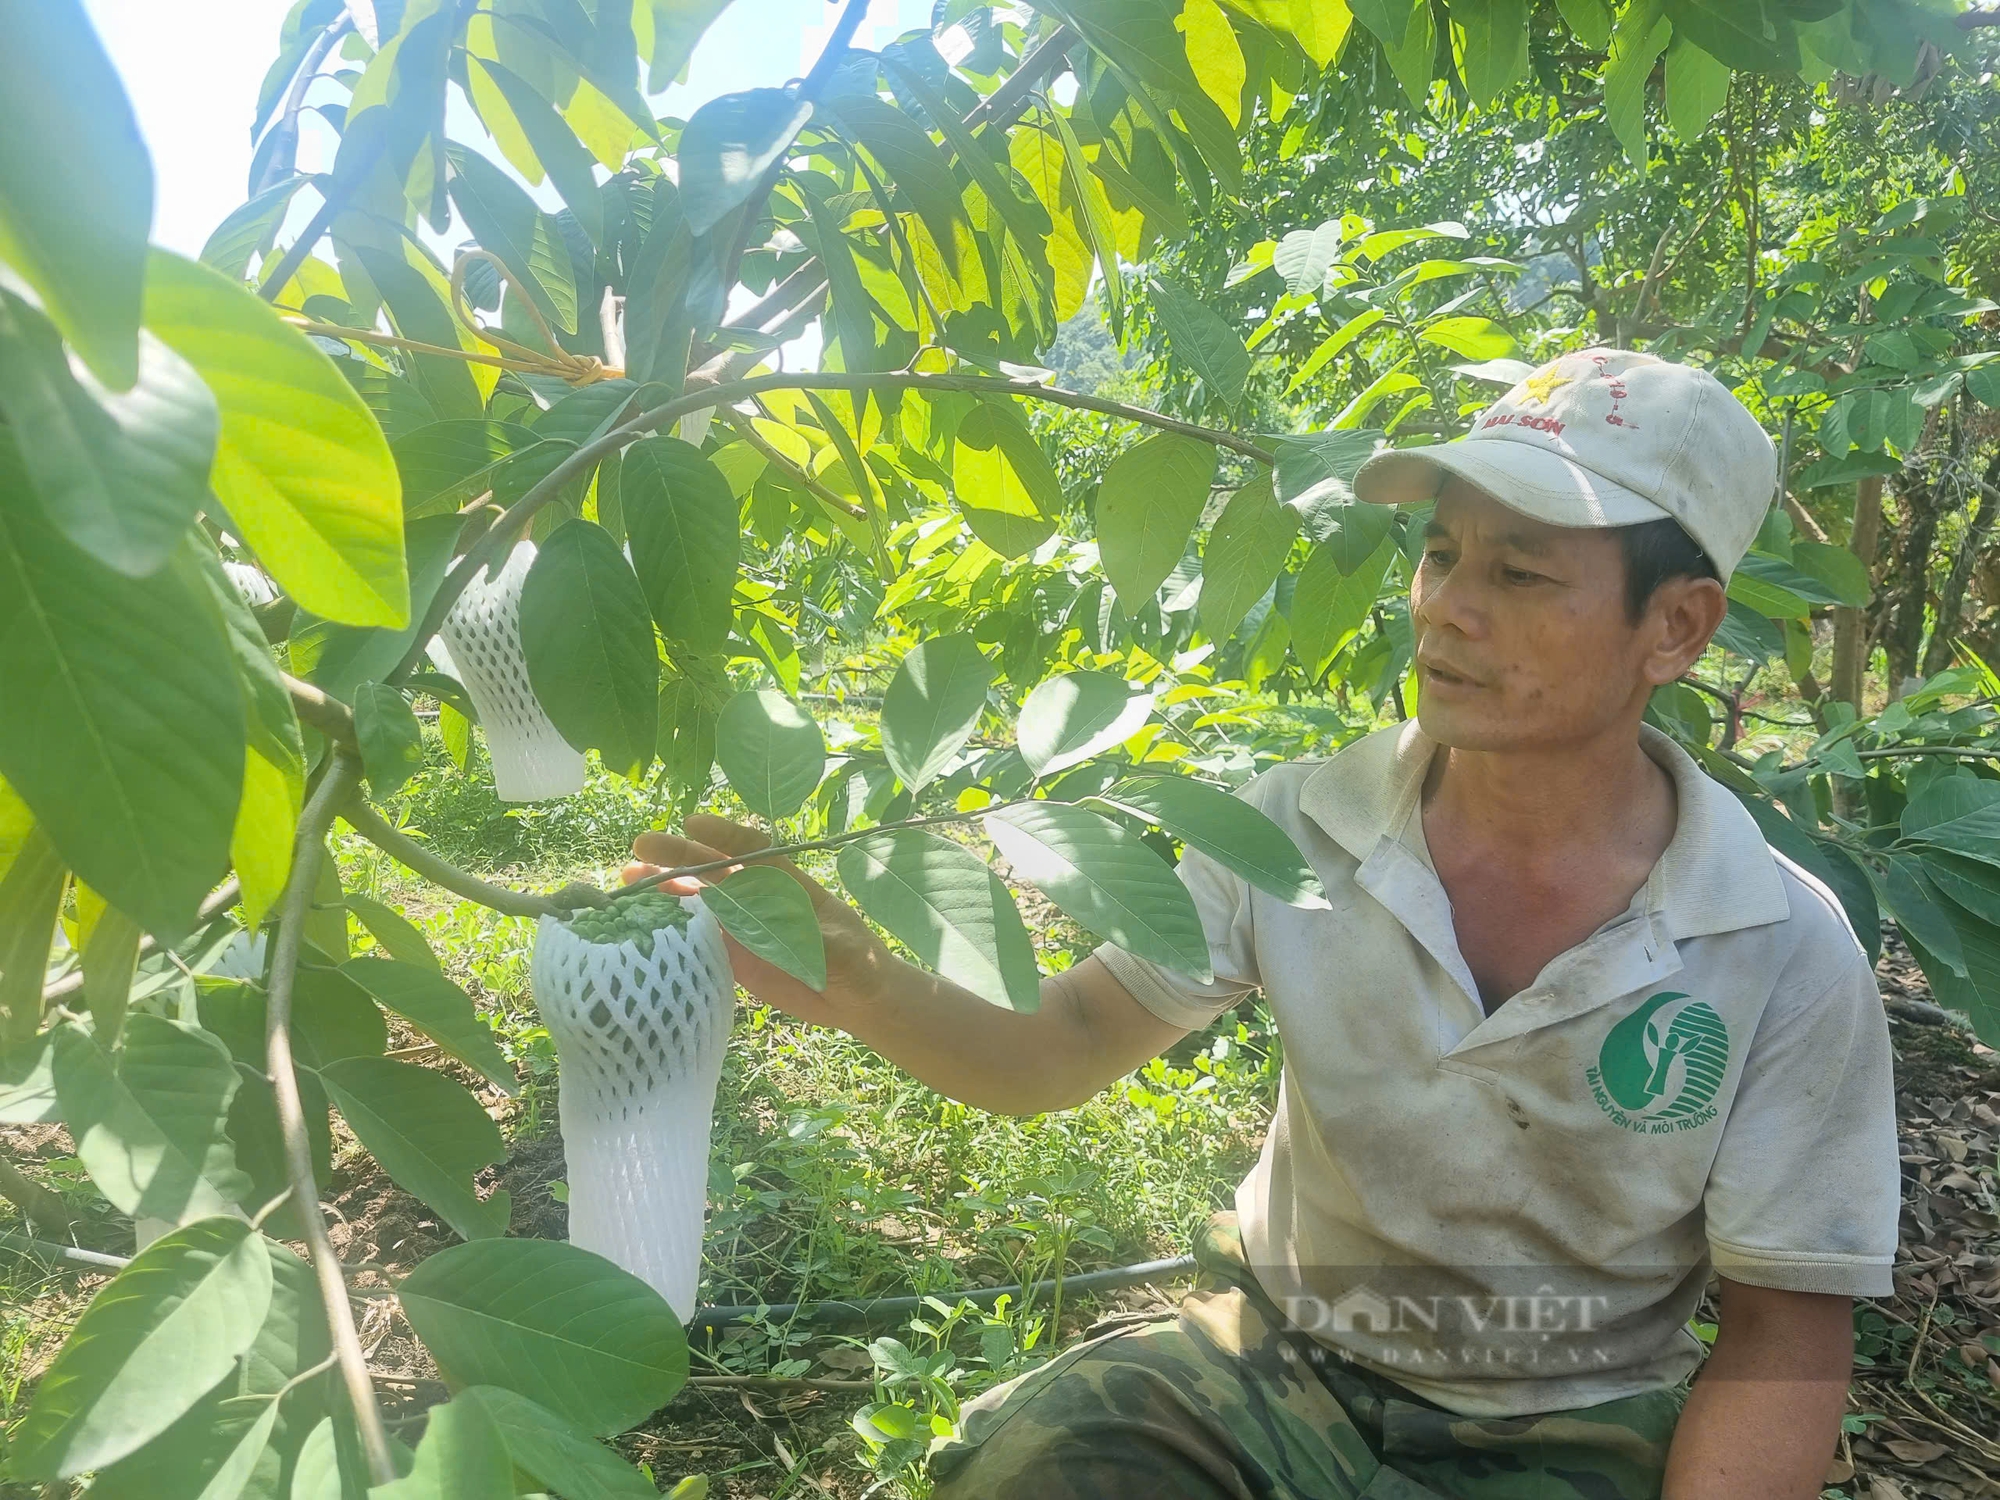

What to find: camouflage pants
left=929, top=1214, right=1681, bottom=1500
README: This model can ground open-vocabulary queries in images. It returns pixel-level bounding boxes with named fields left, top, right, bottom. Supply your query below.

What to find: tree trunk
left=1831, top=473, right=1885, bottom=713
left=1882, top=472, right=1945, bottom=695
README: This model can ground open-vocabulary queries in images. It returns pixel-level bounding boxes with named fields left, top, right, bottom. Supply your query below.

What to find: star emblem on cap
left=1521, top=365, right=1571, bottom=405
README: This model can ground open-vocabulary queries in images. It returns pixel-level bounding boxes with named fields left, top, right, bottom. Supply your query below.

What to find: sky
left=83, top=0, right=935, bottom=257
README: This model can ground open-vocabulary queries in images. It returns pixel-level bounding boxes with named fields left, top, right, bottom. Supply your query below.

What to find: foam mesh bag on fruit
left=435, top=540, right=586, bottom=802
left=531, top=890, right=735, bottom=1317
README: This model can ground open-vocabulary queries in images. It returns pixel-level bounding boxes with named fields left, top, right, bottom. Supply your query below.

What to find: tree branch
left=266, top=752, right=397, bottom=1485
left=337, top=798, right=568, bottom=919
left=963, top=24, right=1079, bottom=132
left=251, top=11, right=353, bottom=196
left=287, top=672, right=358, bottom=748
left=0, top=1155, right=72, bottom=1239
left=387, top=371, right=1274, bottom=683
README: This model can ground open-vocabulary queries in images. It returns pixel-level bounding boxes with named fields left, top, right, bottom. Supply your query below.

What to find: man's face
left=1408, top=479, right=1696, bottom=753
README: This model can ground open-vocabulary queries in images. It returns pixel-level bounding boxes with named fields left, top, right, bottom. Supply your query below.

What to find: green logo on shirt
left=1586, top=991, right=1729, bottom=1134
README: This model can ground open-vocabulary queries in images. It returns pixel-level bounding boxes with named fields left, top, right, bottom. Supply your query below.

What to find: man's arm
left=626, top=816, right=1191, bottom=1115
left=1662, top=1278, right=1852, bottom=1500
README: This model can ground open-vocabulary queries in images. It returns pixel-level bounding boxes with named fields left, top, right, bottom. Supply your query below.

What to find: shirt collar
left=1297, top=721, right=1789, bottom=940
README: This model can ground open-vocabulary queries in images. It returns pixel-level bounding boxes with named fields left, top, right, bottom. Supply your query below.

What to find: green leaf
left=351, top=682, right=425, bottom=798
left=1200, top=476, right=1296, bottom=642
left=1711, top=598, right=1783, bottom=662
left=881, top=635, right=994, bottom=793
left=0, top=1030, right=58, bottom=1123
left=623, top=436, right=740, bottom=652
left=1663, top=33, right=1731, bottom=142
left=1878, top=856, right=1966, bottom=977
left=519, top=520, right=659, bottom=779
left=1359, top=0, right=1436, bottom=104
left=1148, top=273, right=1249, bottom=410
left=398, top=1238, right=688, bottom=1436
left=319, top=1057, right=509, bottom=1242
left=1901, top=776, right=2000, bottom=862
left=1417, top=316, right=1517, bottom=361
left=1289, top=536, right=1395, bottom=675
left=1097, top=433, right=1217, bottom=610
left=372, top=1394, right=515, bottom=1500
left=701, top=863, right=827, bottom=991
left=635, top=0, right=733, bottom=91
left=0, top=0, right=152, bottom=388
left=447, top=146, right=579, bottom=335
left=0, top=287, right=218, bottom=577
left=827, top=94, right=969, bottom=278
left=474, top=62, right=605, bottom=248
left=1456, top=0, right=1529, bottom=105
left=1046, top=104, right=1125, bottom=342
left=984, top=801, right=1211, bottom=979
left=145, top=249, right=409, bottom=628
left=200, top=177, right=307, bottom=280
left=456, top=1387, right=662, bottom=1500
left=8, top=1218, right=272, bottom=1481
left=1918, top=850, right=2000, bottom=929
left=1269, top=430, right=1383, bottom=517
left=1180, top=0, right=1247, bottom=124
left=0, top=827, right=65, bottom=1049
left=88, top=1234, right=330, bottom=1500
left=0, top=470, right=243, bottom=939
left=1272, top=221, right=1343, bottom=297
left=1088, top=775, right=1325, bottom=908
left=290, top=1412, right=380, bottom=1500
left=1662, top=0, right=1797, bottom=73
left=339, top=957, right=514, bottom=1094
left=1017, top=672, right=1157, bottom=777
left=715, top=690, right=826, bottom=822
left=342, top=892, right=440, bottom=971
left=951, top=401, right=1060, bottom=558
left=1555, top=0, right=1613, bottom=48
left=1788, top=540, right=1872, bottom=608
left=837, top=830, right=1040, bottom=1012
left=348, top=247, right=483, bottom=421
left=680, top=88, right=815, bottom=238
left=54, top=1011, right=251, bottom=1226
left=1606, top=0, right=1670, bottom=167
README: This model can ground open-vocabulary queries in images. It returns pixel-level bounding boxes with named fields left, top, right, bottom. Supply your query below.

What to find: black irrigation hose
left=686, top=1255, right=1197, bottom=1334
left=0, top=1230, right=1199, bottom=1337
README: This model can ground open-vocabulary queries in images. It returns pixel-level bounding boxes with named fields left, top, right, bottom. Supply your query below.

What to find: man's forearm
left=835, top=953, right=1171, bottom=1116
left=1662, top=1282, right=1851, bottom=1500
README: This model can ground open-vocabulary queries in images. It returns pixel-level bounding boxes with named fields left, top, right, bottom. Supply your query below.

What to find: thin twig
left=616, top=800, right=1032, bottom=898
left=338, top=799, right=564, bottom=920
left=722, top=411, right=869, bottom=519
left=287, top=672, right=358, bottom=748
left=267, top=752, right=397, bottom=1484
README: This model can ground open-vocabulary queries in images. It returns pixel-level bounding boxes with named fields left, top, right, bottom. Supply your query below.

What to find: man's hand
left=624, top=815, right=893, bottom=1030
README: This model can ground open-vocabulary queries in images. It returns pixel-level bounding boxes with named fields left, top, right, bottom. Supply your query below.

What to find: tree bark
left=1882, top=471, right=1945, bottom=695
left=1831, top=474, right=1886, bottom=713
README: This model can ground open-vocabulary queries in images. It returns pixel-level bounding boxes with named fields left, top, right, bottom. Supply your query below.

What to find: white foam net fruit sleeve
left=437, top=541, right=587, bottom=803
left=531, top=899, right=735, bottom=1318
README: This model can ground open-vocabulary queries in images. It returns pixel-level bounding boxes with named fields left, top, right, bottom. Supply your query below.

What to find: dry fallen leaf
left=1882, top=1437, right=1949, bottom=1465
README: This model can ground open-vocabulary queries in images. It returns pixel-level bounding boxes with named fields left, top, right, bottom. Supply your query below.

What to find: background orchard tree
left=4, top=0, right=2000, bottom=1495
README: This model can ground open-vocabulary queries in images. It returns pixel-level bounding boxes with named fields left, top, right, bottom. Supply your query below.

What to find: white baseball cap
left=1352, top=348, right=1776, bottom=580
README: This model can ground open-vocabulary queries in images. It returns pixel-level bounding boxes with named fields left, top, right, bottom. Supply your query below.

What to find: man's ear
left=1641, top=576, right=1729, bottom=686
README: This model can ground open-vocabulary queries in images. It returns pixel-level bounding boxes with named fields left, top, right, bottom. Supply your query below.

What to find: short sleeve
left=1703, top=946, right=1899, bottom=1297
left=1094, top=838, right=1262, bottom=1031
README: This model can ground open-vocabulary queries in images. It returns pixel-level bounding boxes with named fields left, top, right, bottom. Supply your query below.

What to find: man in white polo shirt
left=628, top=349, right=1901, bottom=1499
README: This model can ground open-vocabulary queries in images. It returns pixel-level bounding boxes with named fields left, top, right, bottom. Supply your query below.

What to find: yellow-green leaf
left=143, top=250, right=408, bottom=627
left=1180, top=0, right=1248, bottom=126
